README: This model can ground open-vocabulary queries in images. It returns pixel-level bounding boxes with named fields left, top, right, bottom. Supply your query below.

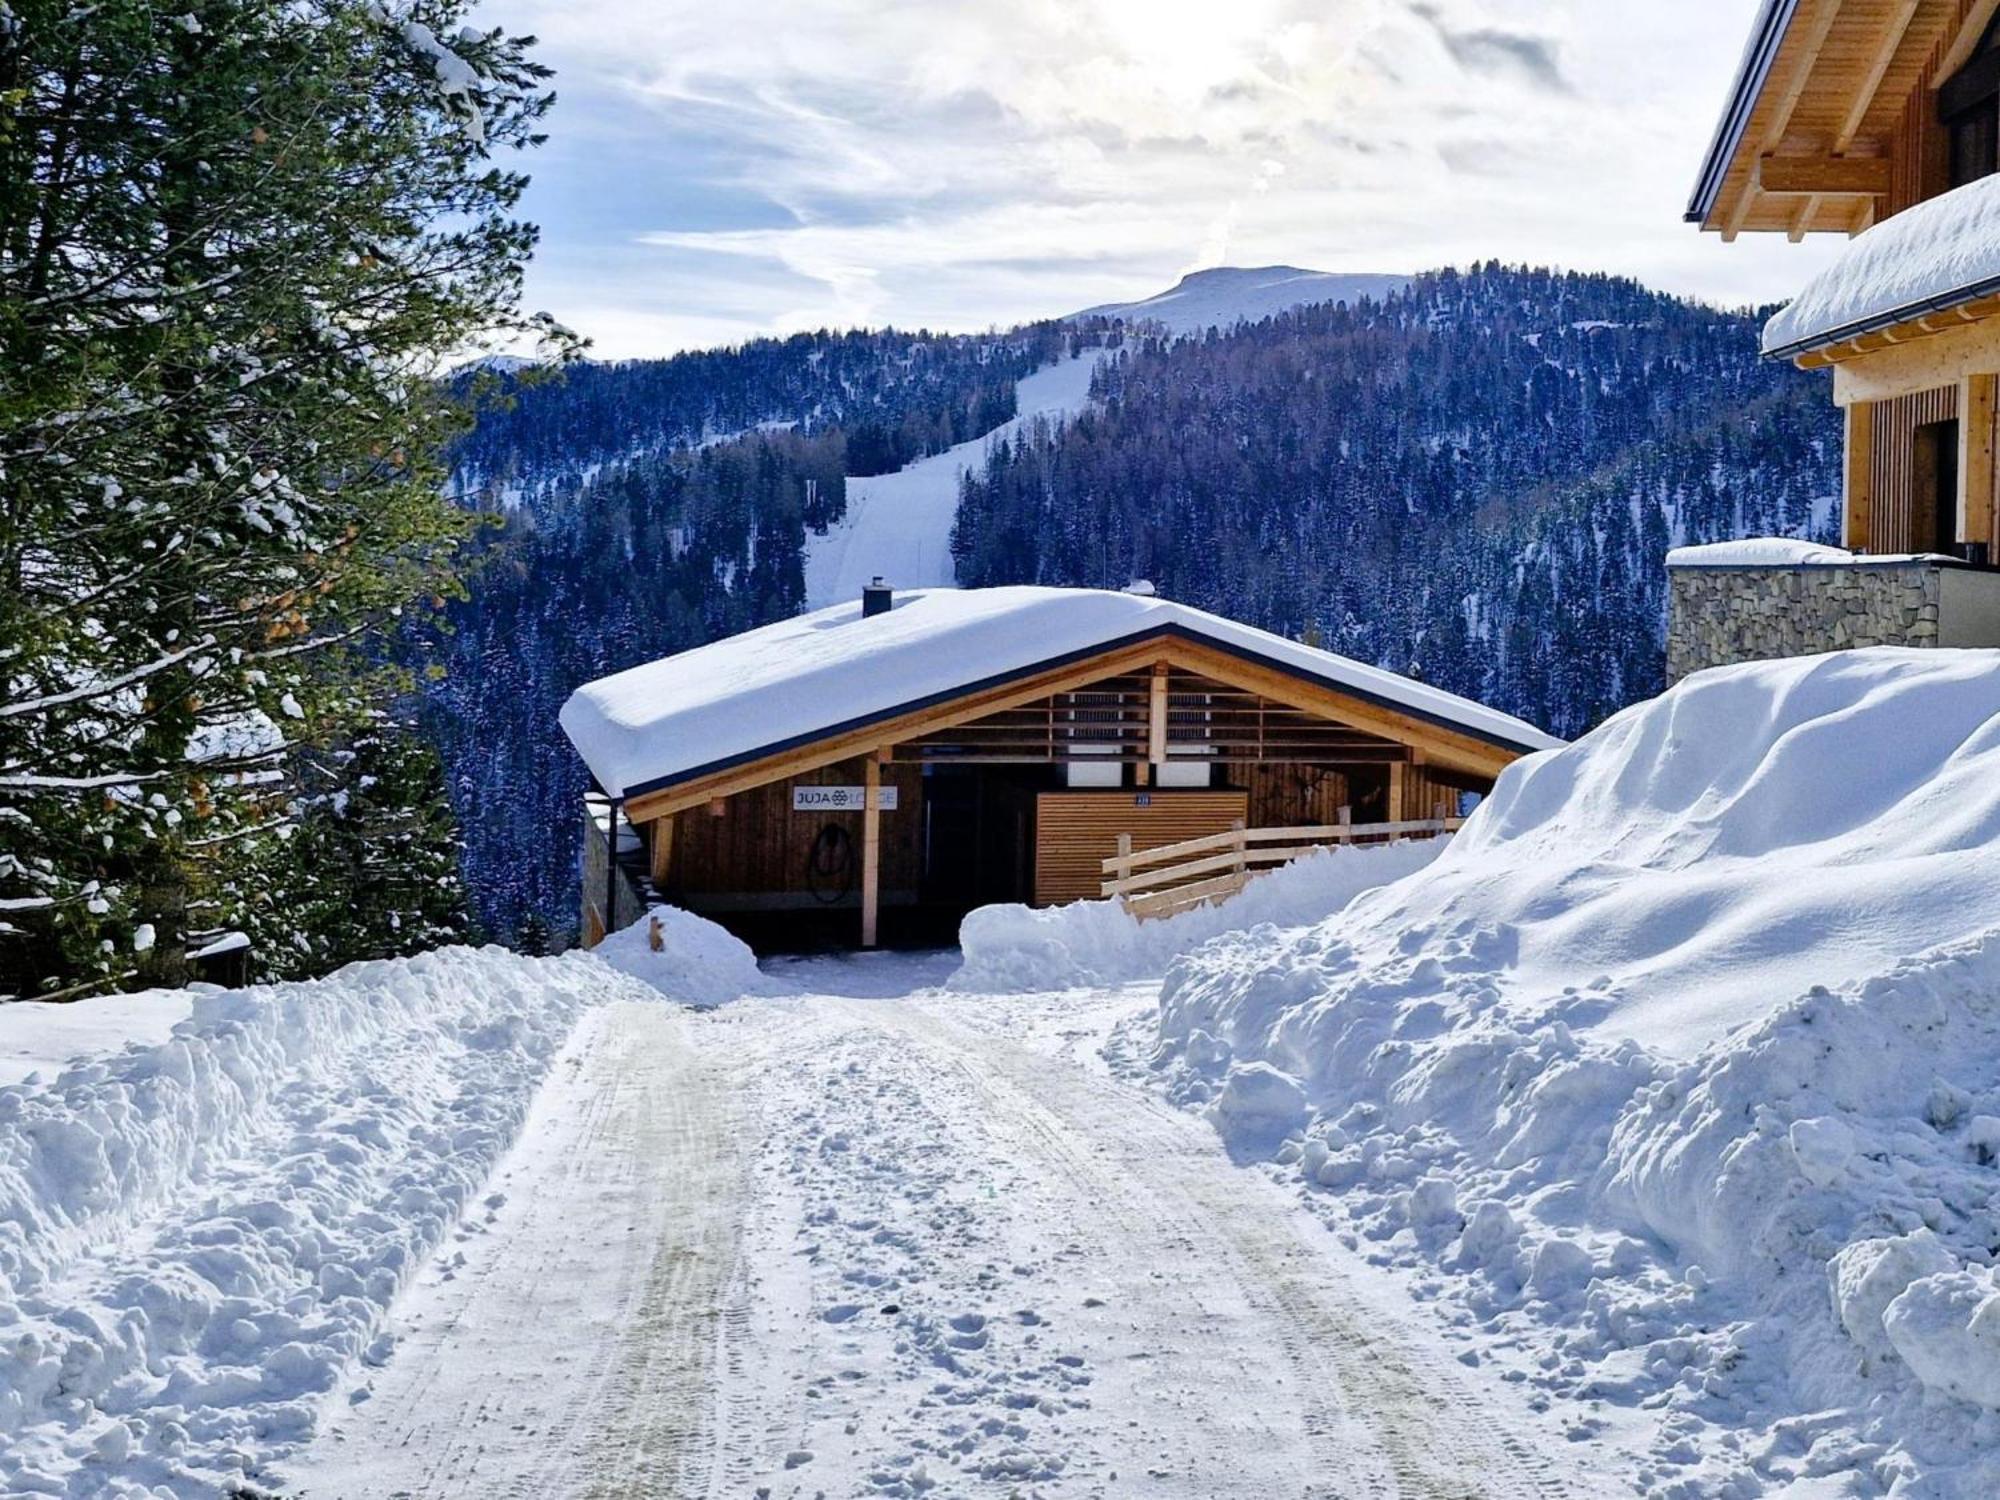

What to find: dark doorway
left=1916, top=419, right=1961, bottom=557
left=920, top=767, right=1032, bottom=915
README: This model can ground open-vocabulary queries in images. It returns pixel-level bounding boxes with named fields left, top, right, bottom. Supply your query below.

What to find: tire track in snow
left=851, top=998, right=1580, bottom=1499
left=292, top=1001, right=745, bottom=1499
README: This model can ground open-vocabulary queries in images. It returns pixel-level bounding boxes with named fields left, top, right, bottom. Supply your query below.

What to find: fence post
left=1231, top=819, right=1246, bottom=884
left=1337, top=805, right=1352, bottom=844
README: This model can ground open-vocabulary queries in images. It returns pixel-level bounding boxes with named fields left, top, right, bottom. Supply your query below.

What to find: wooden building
left=1690, top=0, right=2000, bottom=556
left=560, top=586, right=1559, bottom=951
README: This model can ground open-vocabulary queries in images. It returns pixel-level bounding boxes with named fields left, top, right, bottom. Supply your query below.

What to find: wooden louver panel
left=895, top=669, right=1406, bottom=765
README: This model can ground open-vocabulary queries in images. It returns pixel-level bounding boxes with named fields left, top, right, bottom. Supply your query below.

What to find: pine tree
left=0, top=0, right=571, bottom=999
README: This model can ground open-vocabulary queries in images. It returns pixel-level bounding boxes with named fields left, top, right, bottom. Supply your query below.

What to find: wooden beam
left=1148, top=662, right=1169, bottom=767
left=1835, top=0, right=1922, bottom=152
left=1844, top=400, right=1875, bottom=551
left=1756, top=155, right=1890, bottom=197
left=1389, top=760, right=1407, bottom=823
left=648, top=815, right=675, bottom=886
left=1937, top=0, right=2000, bottom=80
left=1959, top=373, right=1998, bottom=549
left=1724, top=0, right=1843, bottom=237
left=860, top=756, right=880, bottom=949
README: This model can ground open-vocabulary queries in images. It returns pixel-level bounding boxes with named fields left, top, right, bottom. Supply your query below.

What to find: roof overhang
left=1762, top=170, right=2000, bottom=361
left=1689, top=0, right=1998, bottom=239
left=616, top=624, right=1554, bottom=823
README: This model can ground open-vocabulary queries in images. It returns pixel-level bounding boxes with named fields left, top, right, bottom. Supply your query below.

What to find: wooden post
left=1148, top=663, right=1169, bottom=770
left=1114, top=833, right=1132, bottom=895
left=1388, top=760, right=1407, bottom=824
left=1337, top=804, right=1353, bottom=843
left=1843, top=399, right=1874, bottom=551
left=861, top=756, right=881, bottom=949
left=1230, top=818, right=1246, bottom=886
left=649, top=815, right=675, bottom=887
left=1958, top=375, right=1997, bottom=552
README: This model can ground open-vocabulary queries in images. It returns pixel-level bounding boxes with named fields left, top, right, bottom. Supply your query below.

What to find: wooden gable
left=620, top=633, right=1530, bottom=826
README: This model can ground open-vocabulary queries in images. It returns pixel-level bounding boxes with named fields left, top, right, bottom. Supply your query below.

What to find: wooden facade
left=598, top=632, right=1540, bottom=953
left=1696, top=0, right=2000, bottom=560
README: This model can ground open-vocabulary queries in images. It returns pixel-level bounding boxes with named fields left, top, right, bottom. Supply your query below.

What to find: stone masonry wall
left=1666, top=564, right=1941, bottom=683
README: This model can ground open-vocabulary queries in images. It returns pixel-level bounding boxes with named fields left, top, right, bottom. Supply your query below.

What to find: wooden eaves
left=619, top=628, right=1535, bottom=826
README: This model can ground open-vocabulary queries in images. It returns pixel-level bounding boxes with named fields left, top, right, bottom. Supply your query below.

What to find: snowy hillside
left=1069, top=265, right=1410, bottom=335
left=1148, top=647, right=2000, bottom=1494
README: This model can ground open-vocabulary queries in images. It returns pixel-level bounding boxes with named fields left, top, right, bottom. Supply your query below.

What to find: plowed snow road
left=291, top=956, right=1604, bottom=1498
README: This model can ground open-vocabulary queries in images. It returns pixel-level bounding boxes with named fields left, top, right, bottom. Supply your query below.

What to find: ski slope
left=802, top=351, right=1100, bottom=609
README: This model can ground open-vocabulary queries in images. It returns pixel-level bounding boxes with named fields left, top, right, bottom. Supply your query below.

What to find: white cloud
left=481, top=0, right=1846, bottom=354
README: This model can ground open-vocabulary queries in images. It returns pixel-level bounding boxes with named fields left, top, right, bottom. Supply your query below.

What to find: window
left=1943, top=14, right=2000, bottom=189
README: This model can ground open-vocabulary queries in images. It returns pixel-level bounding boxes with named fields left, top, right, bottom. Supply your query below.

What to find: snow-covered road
left=292, top=956, right=1600, bottom=1498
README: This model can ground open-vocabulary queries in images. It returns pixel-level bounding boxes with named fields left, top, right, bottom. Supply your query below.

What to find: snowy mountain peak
left=1069, top=265, right=1410, bottom=335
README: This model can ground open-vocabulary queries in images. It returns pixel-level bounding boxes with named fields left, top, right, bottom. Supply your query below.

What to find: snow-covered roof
left=1762, top=174, right=2000, bottom=358
left=560, top=586, right=1563, bottom=799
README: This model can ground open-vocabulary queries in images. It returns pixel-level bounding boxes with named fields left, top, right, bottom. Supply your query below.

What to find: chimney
left=862, top=577, right=893, bottom=618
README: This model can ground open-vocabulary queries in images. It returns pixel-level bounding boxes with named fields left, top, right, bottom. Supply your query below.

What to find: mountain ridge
left=1069, top=264, right=1411, bottom=335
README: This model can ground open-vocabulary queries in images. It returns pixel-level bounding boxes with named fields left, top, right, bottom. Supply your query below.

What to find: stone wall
left=1665, top=562, right=1941, bottom=683
left=580, top=802, right=649, bottom=943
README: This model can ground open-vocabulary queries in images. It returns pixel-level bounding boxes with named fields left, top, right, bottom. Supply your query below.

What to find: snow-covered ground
left=802, top=351, right=1101, bottom=609
left=293, top=966, right=1601, bottom=1498
left=22, top=646, right=2000, bottom=1496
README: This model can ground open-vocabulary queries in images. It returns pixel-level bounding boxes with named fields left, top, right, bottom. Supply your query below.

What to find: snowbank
left=1665, top=536, right=1856, bottom=567
left=952, top=840, right=1444, bottom=993
left=591, top=903, right=778, bottom=1007
left=1152, top=648, right=2000, bottom=1491
left=0, top=910, right=759, bottom=1496
left=1764, top=172, right=2000, bottom=356
left=0, top=991, right=194, bottom=1088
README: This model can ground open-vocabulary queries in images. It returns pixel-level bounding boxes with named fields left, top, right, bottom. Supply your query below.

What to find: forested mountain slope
left=432, top=266, right=1836, bottom=943
left=957, top=265, right=1837, bottom=736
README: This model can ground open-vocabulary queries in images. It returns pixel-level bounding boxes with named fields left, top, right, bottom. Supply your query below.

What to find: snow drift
left=953, top=839, right=1444, bottom=993
left=0, top=914, right=759, bottom=1497
left=1153, top=648, right=2000, bottom=1494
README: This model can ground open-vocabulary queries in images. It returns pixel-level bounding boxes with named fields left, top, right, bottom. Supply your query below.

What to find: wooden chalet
left=561, top=585, right=1560, bottom=952
left=1691, top=0, right=2000, bottom=556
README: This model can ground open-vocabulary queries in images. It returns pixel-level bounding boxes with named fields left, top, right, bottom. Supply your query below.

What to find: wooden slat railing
left=1099, top=808, right=1463, bottom=921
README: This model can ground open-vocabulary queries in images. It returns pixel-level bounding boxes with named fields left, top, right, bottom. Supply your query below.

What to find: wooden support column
left=861, top=755, right=881, bottom=949
left=1844, top=400, right=1875, bottom=552
left=1958, top=374, right=1998, bottom=551
left=648, top=814, right=675, bottom=887
left=1148, top=663, right=1169, bottom=769
left=1388, top=759, right=1407, bottom=823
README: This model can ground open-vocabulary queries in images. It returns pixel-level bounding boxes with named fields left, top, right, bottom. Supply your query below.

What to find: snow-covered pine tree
left=275, top=718, right=473, bottom=975
left=0, top=0, right=571, bottom=999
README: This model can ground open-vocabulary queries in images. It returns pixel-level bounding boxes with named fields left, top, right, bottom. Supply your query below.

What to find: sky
left=480, top=0, right=1847, bottom=360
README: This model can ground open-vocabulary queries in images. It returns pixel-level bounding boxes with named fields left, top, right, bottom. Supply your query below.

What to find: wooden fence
left=1099, top=809, right=1463, bottom=920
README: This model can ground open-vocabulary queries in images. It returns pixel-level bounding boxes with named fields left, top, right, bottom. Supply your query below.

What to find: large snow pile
left=953, top=840, right=1444, bottom=993
left=592, top=903, right=779, bottom=1007
left=0, top=914, right=758, bottom=1496
left=1152, top=648, right=2000, bottom=1494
